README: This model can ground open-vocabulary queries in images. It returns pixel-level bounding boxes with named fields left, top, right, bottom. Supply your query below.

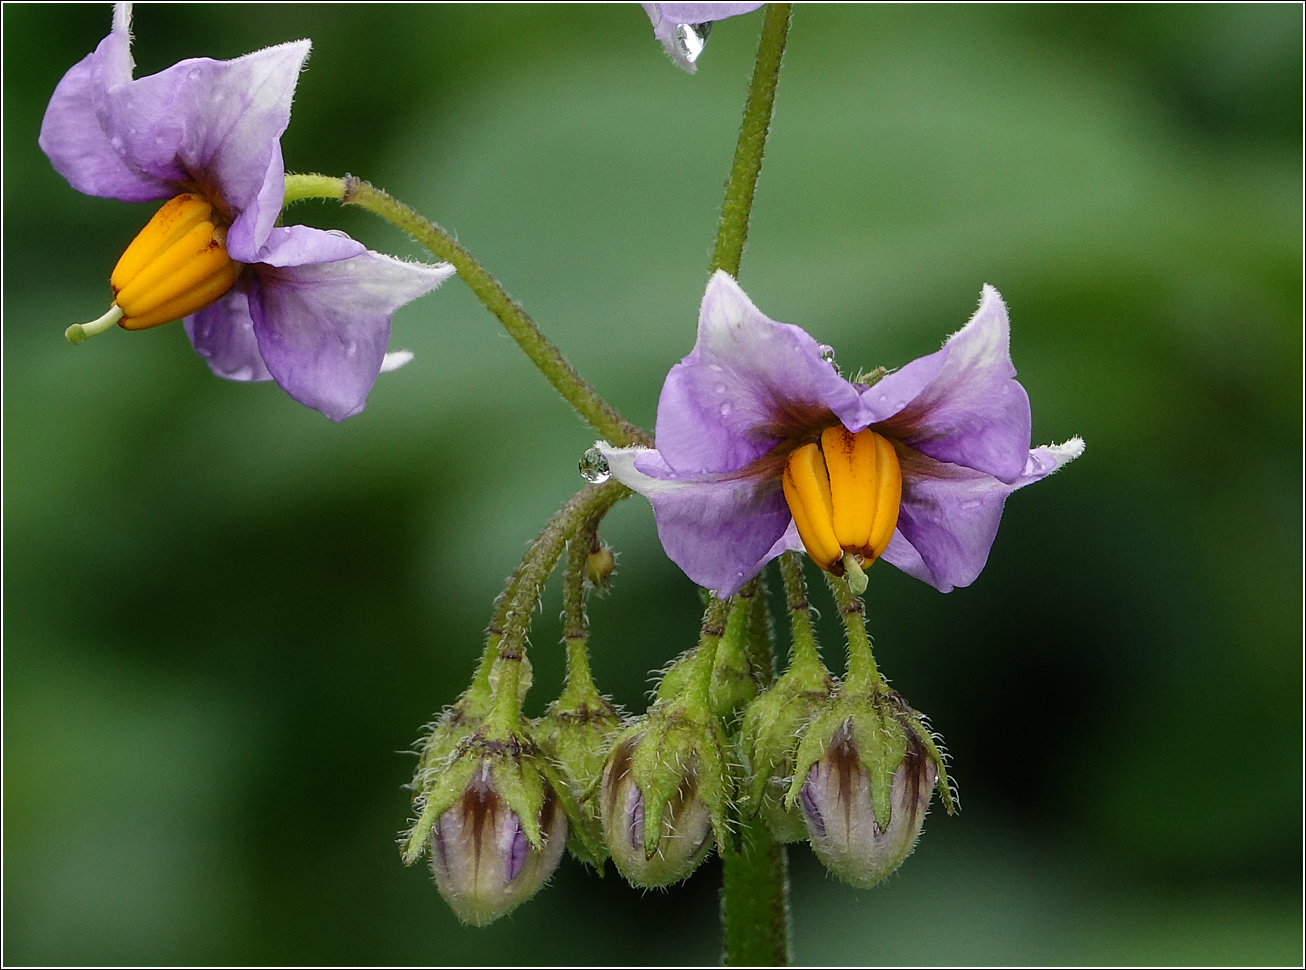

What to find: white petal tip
left=381, top=350, right=414, bottom=373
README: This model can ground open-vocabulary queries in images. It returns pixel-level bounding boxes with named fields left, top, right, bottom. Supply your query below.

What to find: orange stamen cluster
left=110, top=193, right=241, bottom=330
left=781, top=426, right=903, bottom=578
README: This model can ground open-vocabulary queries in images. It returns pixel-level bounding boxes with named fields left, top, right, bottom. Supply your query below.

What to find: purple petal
left=642, top=4, right=764, bottom=73
left=502, top=814, right=529, bottom=884
left=883, top=437, right=1085, bottom=591
left=39, top=6, right=173, bottom=202
left=642, top=2, right=762, bottom=37
left=100, top=40, right=311, bottom=261
left=253, top=225, right=366, bottom=267
left=655, top=271, right=860, bottom=476
left=246, top=226, right=455, bottom=422
left=40, top=2, right=308, bottom=260
left=184, top=283, right=272, bottom=383
left=866, top=286, right=1033, bottom=484
left=599, top=444, right=791, bottom=596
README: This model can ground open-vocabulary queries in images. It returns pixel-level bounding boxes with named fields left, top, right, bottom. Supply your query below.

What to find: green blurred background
left=4, top=3, right=1301, bottom=965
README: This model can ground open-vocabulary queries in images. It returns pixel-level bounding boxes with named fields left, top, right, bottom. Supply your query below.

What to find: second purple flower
left=598, top=272, right=1083, bottom=596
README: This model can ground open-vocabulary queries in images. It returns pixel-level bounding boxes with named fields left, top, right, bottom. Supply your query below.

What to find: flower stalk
left=710, top=2, right=792, bottom=279
left=709, top=5, right=794, bottom=963
left=825, top=571, right=884, bottom=690
left=282, top=173, right=651, bottom=449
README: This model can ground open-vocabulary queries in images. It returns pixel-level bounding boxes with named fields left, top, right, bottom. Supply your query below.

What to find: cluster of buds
left=406, top=577, right=956, bottom=928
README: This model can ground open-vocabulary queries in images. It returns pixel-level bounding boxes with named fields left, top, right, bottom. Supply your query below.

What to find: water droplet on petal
left=719, top=402, right=732, bottom=417
left=819, top=344, right=842, bottom=376
left=579, top=447, right=610, bottom=484
left=674, top=22, right=711, bottom=65
left=960, top=499, right=982, bottom=510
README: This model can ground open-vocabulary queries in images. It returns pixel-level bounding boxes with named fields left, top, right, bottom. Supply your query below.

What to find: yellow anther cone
left=110, top=193, right=241, bottom=331
left=783, top=426, right=903, bottom=578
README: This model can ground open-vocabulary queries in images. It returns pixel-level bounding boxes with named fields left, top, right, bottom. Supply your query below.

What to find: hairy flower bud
left=535, top=693, right=623, bottom=867
left=785, top=685, right=953, bottom=888
left=402, top=692, right=569, bottom=926
left=740, top=677, right=835, bottom=841
left=600, top=733, right=716, bottom=887
left=429, top=759, right=568, bottom=927
left=584, top=541, right=617, bottom=590
left=799, top=721, right=935, bottom=888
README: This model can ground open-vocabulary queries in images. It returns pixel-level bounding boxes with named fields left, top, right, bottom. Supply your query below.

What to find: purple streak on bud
left=428, top=763, right=567, bottom=927
left=621, top=774, right=645, bottom=852
left=798, top=783, right=826, bottom=839
left=601, top=736, right=713, bottom=888
left=799, top=721, right=936, bottom=889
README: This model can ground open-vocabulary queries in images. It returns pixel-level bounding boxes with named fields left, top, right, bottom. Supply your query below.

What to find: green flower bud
left=584, top=541, right=617, bottom=590
left=428, top=755, right=568, bottom=926
left=402, top=724, right=566, bottom=926
left=599, top=705, right=729, bottom=888
left=786, top=686, right=951, bottom=888
left=535, top=693, right=623, bottom=867
left=739, top=655, right=835, bottom=842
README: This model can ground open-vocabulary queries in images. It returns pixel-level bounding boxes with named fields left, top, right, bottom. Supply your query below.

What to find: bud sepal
left=598, top=647, right=731, bottom=888
left=739, top=649, right=835, bottom=842
left=785, top=684, right=953, bottom=888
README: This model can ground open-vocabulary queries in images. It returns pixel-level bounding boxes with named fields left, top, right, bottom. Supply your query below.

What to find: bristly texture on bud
left=402, top=716, right=570, bottom=926
left=600, top=730, right=718, bottom=888
left=535, top=693, right=623, bottom=868
left=598, top=652, right=730, bottom=888
left=786, top=686, right=953, bottom=888
left=427, top=753, right=568, bottom=926
left=799, top=719, right=935, bottom=888
left=739, top=653, right=835, bottom=843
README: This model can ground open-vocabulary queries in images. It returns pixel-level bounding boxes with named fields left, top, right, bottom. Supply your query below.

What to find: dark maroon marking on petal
left=431, top=816, right=450, bottom=876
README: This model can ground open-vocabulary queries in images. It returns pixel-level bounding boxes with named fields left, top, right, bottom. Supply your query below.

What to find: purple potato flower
left=39, top=3, right=454, bottom=421
left=598, top=271, right=1084, bottom=596
left=641, top=3, right=765, bottom=72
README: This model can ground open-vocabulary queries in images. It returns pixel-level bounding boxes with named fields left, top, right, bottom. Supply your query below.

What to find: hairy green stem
left=778, top=551, right=824, bottom=672
left=558, top=508, right=606, bottom=700
left=487, top=480, right=628, bottom=656
left=825, top=572, right=884, bottom=690
left=710, top=3, right=792, bottom=279
left=721, top=565, right=791, bottom=966
left=282, top=173, right=651, bottom=449
left=715, top=9, right=794, bottom=965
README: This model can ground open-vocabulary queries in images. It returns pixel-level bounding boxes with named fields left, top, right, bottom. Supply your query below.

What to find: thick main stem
left=282, top=174, right=651, bottom=449
left=717, top=7, right=794, bottom=967
left=721, top=813, right=791, bottom=967
left=721, top=568, right=792, bottom=967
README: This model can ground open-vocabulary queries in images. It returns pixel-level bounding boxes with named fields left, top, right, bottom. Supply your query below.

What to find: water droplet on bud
left=674, top=22, right=711, bottom=65
left=579, top=447, right=611, bottom=484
